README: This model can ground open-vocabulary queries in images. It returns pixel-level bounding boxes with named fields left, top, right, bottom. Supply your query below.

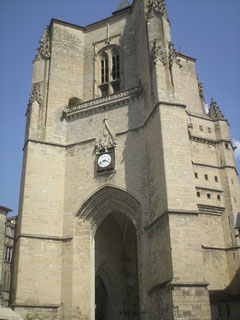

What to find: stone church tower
left=12, top=0, right=240, bottom=319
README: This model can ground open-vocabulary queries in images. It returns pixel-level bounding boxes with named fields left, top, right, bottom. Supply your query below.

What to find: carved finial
left=33, top=25, right=51, bottom=63
left=28, top=82, right=42, bottom=108
left=95, top=116, right=117, bottom=154
left=198, top=82, right=205, bottom=101
left=208, top=98, right=225, bottom=120
left=152, top=40, right=167, bottom=65
left=168, top=41, right=182, bottom=69
left=146, top=0, right=170, bottom=23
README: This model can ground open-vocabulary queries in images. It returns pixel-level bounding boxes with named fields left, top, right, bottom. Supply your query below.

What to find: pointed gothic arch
left=76, top=185, right=141, bottom=233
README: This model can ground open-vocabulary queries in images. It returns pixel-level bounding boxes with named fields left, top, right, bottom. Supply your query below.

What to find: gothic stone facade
left=12, top=0, right=240, bottom=319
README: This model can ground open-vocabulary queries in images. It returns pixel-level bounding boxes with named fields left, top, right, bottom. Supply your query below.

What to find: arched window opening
left=98, top=48, right=121, bottom=97
left=101, top=53, right=109, bottom=84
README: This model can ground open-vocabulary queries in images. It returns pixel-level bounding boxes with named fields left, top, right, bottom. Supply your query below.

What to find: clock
left=98, top=153, right=112, bottom=168
left=96, top=152, right=115, bottom=173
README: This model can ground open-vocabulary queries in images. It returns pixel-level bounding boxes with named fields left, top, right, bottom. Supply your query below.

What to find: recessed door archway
left=76, top=186, right=142, bottom=320
left=95, top=211, right=140, bottom=320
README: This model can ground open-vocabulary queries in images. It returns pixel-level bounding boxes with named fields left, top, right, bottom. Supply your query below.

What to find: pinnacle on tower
left=115, top=0, right=130, bottom=12
left=208, top=98, right=225, bottom=120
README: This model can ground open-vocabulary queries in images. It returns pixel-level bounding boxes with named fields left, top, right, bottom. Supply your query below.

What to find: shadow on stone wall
left=209, top=267, right=240, bottom=304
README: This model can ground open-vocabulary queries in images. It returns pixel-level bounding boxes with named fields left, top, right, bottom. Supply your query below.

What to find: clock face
left=98, top=153, right=112, bottom=168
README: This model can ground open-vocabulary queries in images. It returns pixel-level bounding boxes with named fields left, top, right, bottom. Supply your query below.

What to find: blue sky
left=1, top=0, right=240, bottom=215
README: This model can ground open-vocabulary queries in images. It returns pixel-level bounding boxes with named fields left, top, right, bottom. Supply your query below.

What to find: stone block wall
left=13, top=0, right=240, bottom=319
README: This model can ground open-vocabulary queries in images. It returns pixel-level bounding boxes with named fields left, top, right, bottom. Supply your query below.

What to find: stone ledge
left=146, top=209, right=199, bottom=230
left=192, top=161, right=238, bottom=176
left=196, top=186, right=223, bottom=193
left=11, top=303, right=60, bottom=309
left=63, top=86, right=142, bottom=120
left=149, top=280, right=209, bottom=294
left=16, top=234, right=73, bottom=242
left=189, top=132, right=235, bottom=149
left=202, top=245, right=240, bottom=252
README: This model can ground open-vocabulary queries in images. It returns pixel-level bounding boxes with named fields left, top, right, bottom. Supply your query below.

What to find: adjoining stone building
left=2, top=216, right=17, bottom=306
left=0, top=208, right=22, bottom=320
left=11, top=0, right=240, bottom=319
left=0, top=206, right=13, bottom=300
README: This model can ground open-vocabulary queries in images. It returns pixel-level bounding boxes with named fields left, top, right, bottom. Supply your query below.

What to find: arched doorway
left=95, top=212, right=140, bottom=320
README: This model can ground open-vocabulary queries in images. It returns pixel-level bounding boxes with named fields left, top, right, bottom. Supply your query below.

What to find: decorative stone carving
left=95, top=115, right=117, bottom=153
left=152, top=40, right=167, bottom=65
left=64, top=86, right=142, bottom=119
left=33, top=26, right=51, bottom=62
left=188, top=131, right=216, bottom=146
left=208, top=98, right=225, bottom=120
left=28, top=82, right=43, bottom=107
left=168, top=42, right=182, bottom=69
left=198, top=82, right=205, bottom=101
left=146, top=0, right=170, bottom=23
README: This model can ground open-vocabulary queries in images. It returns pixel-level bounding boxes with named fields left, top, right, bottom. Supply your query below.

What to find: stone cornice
left=192, top=161, right=238, bottom=176
left=189, top=132, right=216, bottom=146
left=145, top=209, right=199, bottom=230
left=202, top=245, right=240, bottom=252
left=24, top=100, right=186, bottom=151
left=176, top=52, right=196, bottom=62
left=63, top=87, right=142, bottom=120
left=149, top=280, right=209, bottom=294
left=16, top=233, right=73, bottom=242
left=195, top=186, right=223, bottom=193
left=189, top=132, right=235, bottom=149
left=50, top=18, right=84, bottom=31
left=144, top=101, right=186, bottom=130
left=11, top=302, right=60, bottom=309
left=186, top=111, right=229, bottom=123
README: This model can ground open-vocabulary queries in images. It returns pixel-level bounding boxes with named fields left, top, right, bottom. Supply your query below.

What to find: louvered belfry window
left=99, top=48, right=120, bottom=97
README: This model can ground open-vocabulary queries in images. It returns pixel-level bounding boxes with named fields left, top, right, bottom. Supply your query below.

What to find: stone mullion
left=108, top=49, right=113, bottom=94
